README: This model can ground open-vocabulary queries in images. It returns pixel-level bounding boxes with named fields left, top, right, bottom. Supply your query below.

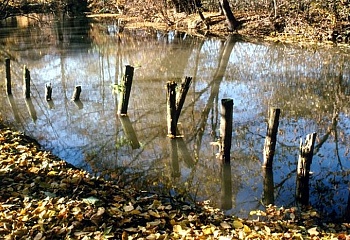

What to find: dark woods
left=0, top=0, right=88, bottom=20
left=1, top=0, right=350, bottom=42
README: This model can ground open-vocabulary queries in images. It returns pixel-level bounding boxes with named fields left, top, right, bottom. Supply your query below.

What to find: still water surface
left=1, top=15, right=350, bottom=220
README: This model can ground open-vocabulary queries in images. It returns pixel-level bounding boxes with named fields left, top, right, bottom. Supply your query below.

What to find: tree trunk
left=296, top=133, right=317, bottom=206
left=219, top=0, right=239, bottom=31
left=171, top=0, right=201, bottom=14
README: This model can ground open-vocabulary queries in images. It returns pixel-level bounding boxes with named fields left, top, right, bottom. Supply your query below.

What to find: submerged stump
left=5, top=58, right=11, bottom=95
left=23, top=66, right=31, bottom=98
left=167, top=81, right=177, bottom=138
left=166, top=77, right=192, bottom=138
left=45, top=83, right=53, bottom=101
left=296, top=132, right=317, bottom=206
left=263, top=108, right=280, bottom=168
left=220, top=99, right=233, bottom=164
left=118, top=65, right=134, bottom=116
left=72, top=85, right=82, bottom=101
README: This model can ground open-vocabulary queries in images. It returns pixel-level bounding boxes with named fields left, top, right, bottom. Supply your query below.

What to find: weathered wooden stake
left=175, top=76, right=192, bottom=123
left=72, top=85, right=81, bottom=101
left=220, top=98, right=233, bottom=164
left=263, top=108, right=281, bottom=168
left=118, top=65, right=134, bottom=116
left=296, top=132, right=317, bottom=205
left=167, top=81, right=177, bottom=137
left=5, top=58, right=11, bottom=95
left=166, top=76, right=192, bottom=138
left=45, top=83, right=52, bottom=101
left=23, top=65, right=30, bottom=98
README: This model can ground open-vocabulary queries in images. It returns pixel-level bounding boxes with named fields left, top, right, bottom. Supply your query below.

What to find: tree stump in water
left=72, top=85, right=82, bottom=101
left=5, top=58, right=11, bottom=95
left=220, top=98, right=233, bottom=164
left=23, top=66, right=30, bottom=98
left=296, top=132, right=317, bottom=205
left=118, top=65, right=134, bottom=116
left=263, top=108, right=280, bottom=168
left=167, top=81, right=177, bottom=137
left=45, top=83, right=52, bottom=101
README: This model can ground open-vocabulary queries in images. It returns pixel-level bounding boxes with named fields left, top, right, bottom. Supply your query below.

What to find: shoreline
left=1, top=123, right=350, bottom=238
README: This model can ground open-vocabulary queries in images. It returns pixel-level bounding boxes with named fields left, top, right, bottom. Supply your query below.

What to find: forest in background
left=1, top=0, right=350, bottom=43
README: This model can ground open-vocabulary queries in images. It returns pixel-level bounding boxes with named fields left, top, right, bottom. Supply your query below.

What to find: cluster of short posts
left=4, top=57, right=317, bottom=207
left=263, top=107, right=317, bottom=206
left=5, top=58, right=82, bottom=103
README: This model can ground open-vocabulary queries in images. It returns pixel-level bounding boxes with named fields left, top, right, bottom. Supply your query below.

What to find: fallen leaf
left=233, top=220, right=244, bottom=229
left=307, top=227, right=319, bottom=236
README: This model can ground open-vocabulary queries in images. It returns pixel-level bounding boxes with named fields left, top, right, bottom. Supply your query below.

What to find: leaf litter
left=0, top=126, right=349, bottom=239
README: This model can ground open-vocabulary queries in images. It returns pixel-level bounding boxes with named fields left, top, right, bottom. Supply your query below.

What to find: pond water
left=1, top=14, right=350, bottom=220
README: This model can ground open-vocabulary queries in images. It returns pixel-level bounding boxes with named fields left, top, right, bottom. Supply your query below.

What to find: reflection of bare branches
left=314, top=109, right=342, bottom=169
left=274, top=169, right=296, bottom=196
left=188, top=36, right=237, bottom=153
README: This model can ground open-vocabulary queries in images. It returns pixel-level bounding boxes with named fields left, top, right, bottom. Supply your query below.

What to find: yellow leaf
left=148, top=210, right=160, bottom=218
left=147, top=219, right=161, bottom=227
left=310, top=211, right=318, bottom=217
left=233, top=220, right=244, bottom=229
left=34, top=232, right=43, bottom=240
left=96, top=207, right=105, bottom=216
left=146, top=233, right=157, bottom=240
left=307, top=227, right=319, bottom=236
left=125, top=227, right=138, bottom=232
left=202, top=226, right=214, bottom=235
left=47, top=171, right=58, bottom=176
left=220, top=221, right=231, bottom=229
left=173, top=225, right=182, bottom=233
left=130, top=209, right=141, bottom=215
left=243, top=225, right=251, bottom=233
left=29, top=167, right=40, bottom=173
left=124, top=205, right=134, bottom=212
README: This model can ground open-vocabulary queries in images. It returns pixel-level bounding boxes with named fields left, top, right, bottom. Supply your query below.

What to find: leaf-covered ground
left=1, top=125, right=350, bottom=239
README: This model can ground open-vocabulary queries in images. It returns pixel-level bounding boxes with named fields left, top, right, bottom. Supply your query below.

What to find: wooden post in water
left=23, top=66, right=31, bottom=98
left=45, top=83, right=52, bottom=101
left=220, top=99, right=233, bottom=164
left=5, top=58, right=11, bottom=95
left=118, top=65, right=134, bottom=116
left=296, top=132, right=317, bottom=205
left=167, top=81, right=177, bottom=138
left=166, top=77, right=192, bottom=138
left=263, top=108, right=280, bottom=168
left=72, top=85, right=82, bottom=101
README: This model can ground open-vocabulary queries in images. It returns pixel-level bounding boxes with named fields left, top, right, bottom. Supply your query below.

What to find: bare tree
left=0, top=0, right=11, bottom=19
left=170, top=0, right=202, bottom=14
left=219, top=0, right=239, bottom=31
